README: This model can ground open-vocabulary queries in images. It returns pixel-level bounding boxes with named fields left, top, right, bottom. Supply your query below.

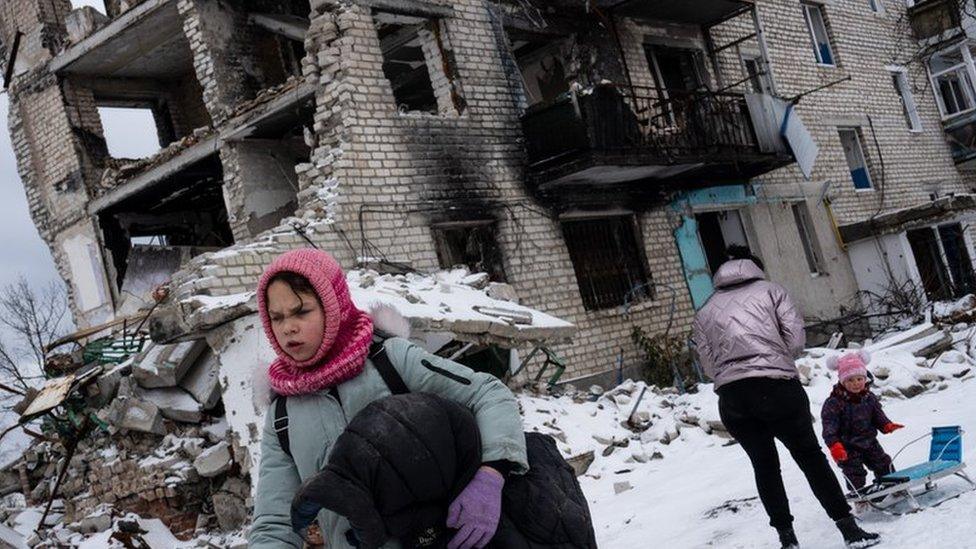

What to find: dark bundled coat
left=292, top=395, right=598, bottom=549
left=291, top=393, right=481, bottom=549
left=491, top=432, right=597, bottom=549
left=820, top=383, right=892, bottom=450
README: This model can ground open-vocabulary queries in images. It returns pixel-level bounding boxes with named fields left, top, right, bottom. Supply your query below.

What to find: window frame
left=740, top=51, right=774, bottom=94
left=791, top=202, right=825, bottom=275
left=927, top=42, right=976, bottom=119
left=560, top=213, right=653, bottom=311
left=802, top=3, right=836, bottom=67
left=838, top=127, right=874, bottom=192
left=889, top=66, right=923, bottom=132
left=373, top=10, right=464, bottom=116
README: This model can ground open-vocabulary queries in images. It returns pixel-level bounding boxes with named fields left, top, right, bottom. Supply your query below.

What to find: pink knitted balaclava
left=257, top=249, right=374, bottom=396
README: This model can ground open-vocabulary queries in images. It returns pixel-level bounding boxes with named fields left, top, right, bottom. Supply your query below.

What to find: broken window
left=374, top=11, right=464, bottom=115
left=695, top=210, right=751, bottom=275
left=910, top=223, right=976, bottom=300
left=939, top=223, right=976, bottom=296
left=792, top=202, right=824, bottom=275
left=97, top=107, right=163, bottom=159
left=838, top=128, right=873, bottom=191
left=802, top=3, right=835, bottom=66
left=645, top=44, right=709, bottom=127
left=509, top=32, right=572, bottom=107
left=891, top=68, right=922, bottom=131
left=97, top=155, right=232, bottom=306
left=906, top=226, right=959, bottom=301
left=561, top=215, right=651, bottom=311
left=741, top=52, right=773, bottom=94
left=431, top=221, right=507, bottom=282
left=929, top=44, right=976, bottom=117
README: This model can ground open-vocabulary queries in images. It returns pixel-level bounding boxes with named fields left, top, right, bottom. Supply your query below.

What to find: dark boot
left=836, top=515, right=880, bottom=548
left=777, top=526, right=799, bottom=548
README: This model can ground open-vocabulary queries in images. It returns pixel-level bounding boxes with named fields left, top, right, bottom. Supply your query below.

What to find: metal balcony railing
left=522, top=84, right=762, bottom=173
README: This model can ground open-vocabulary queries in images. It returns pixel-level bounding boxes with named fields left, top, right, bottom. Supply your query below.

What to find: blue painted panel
left=679, top=185, right=755, bottom=207
left=674, top=216, right=714, bottom=309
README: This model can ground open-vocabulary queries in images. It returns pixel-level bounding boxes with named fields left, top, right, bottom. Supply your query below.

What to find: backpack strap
left=273, top=340, right=406, bottom=461
left=273, top=396, right=292, bottom=458
left=370, top=340, right=409, bottom=395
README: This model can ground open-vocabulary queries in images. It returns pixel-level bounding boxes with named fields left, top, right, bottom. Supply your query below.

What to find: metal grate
left=561, top=216, right=652, bottom=311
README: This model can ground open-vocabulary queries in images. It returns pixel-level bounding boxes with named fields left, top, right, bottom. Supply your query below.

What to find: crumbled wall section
left=5, top=0, right=976, bottom=380
left=156, top=0, right=698, bottom=380
left=1, top=0, right=117, bottom=324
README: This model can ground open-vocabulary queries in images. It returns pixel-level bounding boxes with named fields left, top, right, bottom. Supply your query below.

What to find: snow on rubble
left=7, top=295, right=976, bottom=547
left=180, top=265, right=576, bottom=346
left=520, top=320, right=976, bottom=548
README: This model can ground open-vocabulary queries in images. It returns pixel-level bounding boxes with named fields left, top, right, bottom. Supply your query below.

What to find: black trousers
left=718, top=377, right=851, bottom=529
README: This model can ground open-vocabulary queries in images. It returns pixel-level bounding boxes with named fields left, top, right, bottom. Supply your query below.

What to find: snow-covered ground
left=521, top=323, right=976, bottom=548
left=6, top=320, right=976, bottom=547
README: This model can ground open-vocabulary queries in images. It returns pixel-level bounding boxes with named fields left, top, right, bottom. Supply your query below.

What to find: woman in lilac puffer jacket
left=692, top=248, right=878, bottom=549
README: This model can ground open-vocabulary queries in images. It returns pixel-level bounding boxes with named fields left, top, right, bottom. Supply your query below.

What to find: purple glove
left=446, top=466, right=504, bottom=549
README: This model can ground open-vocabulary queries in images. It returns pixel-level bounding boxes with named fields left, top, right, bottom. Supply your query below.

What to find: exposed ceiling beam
left=248, top=12, right=309, bottom=42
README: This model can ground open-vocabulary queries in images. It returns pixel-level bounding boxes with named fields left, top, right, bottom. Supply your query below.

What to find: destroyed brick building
left=6, top=0, right=976, bottom=383
left=6, top=0, right=976, bottom=540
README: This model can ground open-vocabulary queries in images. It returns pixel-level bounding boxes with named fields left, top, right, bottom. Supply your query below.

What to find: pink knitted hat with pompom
left=257, top=248, right=373, bottom=396
left=827, top=351, right=870, bottom=383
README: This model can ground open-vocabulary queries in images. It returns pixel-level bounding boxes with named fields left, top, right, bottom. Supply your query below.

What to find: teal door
left=674, top=215, right=714, bottom=309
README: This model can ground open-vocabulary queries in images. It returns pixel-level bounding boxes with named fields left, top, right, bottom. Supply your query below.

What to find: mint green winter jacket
left=249, top=337, right=529, bottom=548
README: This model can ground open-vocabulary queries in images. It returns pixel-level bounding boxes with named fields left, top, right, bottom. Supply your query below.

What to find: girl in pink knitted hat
left=249, top=248, right=528, bottom=549
left=822, top=351, right=904, bottom=496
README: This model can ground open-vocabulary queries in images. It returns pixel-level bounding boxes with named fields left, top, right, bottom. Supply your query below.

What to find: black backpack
left=273, top=340, right=597, bottom=548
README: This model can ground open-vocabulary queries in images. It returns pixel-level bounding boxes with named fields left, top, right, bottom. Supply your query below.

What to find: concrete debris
left=74, top=508, right=112, bottom=534
left=98, top=395, right=165, bottom=436
left=566, top=451, right=595, bottom=477
left=193, top=442, right=232, bottom=478
left=65, top=7, right=108, bottom=44
left=211, top=477, right=249, bottom=531
left=613, top=481, right=633, bottom=495
left=486, top=282, right=520, bottom=303
left=133, top=340, right=207, bottom=389
left=179, top=349, right=222, bottom=410
left=97, top=128, right=215, bottom=193
left=0, top=522, right=26, bottom=549
left=139, top=387, right=203, bottom=423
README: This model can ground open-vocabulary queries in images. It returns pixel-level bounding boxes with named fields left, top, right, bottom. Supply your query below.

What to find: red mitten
left=830, top=442, right=848, bottom=463
left=882, top=422, right=904, bottom=434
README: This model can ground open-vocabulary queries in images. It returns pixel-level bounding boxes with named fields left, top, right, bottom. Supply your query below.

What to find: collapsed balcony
left=521, top=84, right=794, bottom=200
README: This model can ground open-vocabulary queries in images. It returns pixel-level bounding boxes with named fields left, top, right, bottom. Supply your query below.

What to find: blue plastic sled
left=846, top=426, right=976, bottom=511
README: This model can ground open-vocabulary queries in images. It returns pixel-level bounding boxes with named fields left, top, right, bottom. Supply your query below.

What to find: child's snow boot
left=777, top=526, right=799, bottom=549
left=835, top=516, right=880, bottom=548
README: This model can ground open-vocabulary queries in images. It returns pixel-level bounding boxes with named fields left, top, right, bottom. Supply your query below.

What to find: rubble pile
left=227, top=76, right=305, bottom=120
left=523, top=317, right=976, bottom=486
left=0, top=335, right=249, bottom=547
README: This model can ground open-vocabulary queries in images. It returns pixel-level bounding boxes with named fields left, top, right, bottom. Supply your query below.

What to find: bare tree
left=0, top=277, right=70, bottom=394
